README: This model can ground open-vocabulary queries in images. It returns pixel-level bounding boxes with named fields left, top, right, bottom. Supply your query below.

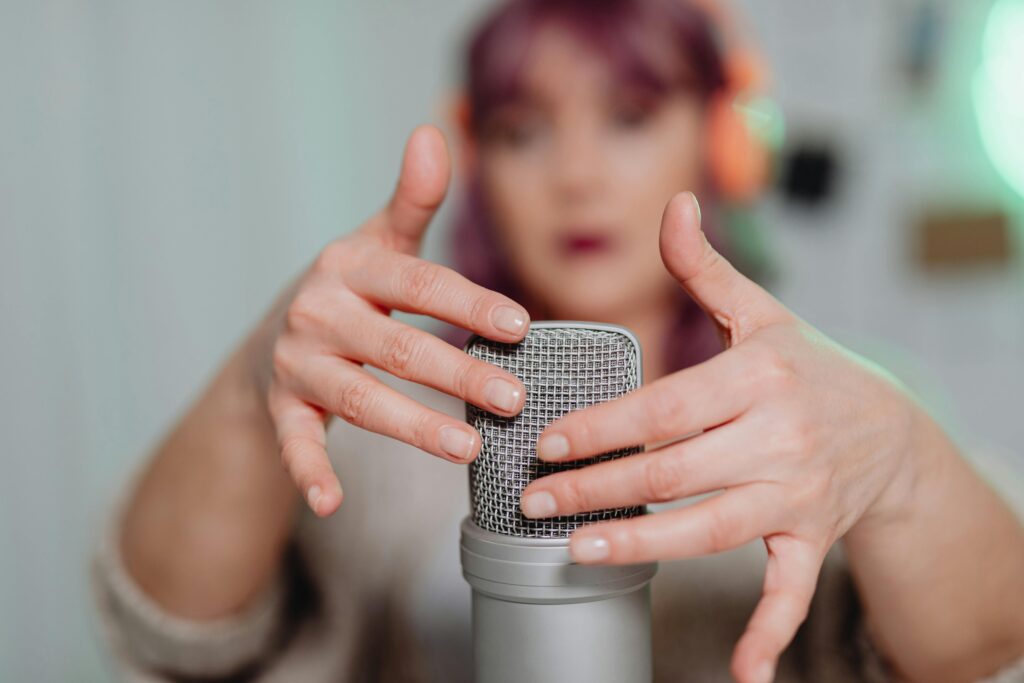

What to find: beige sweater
left=93, top=372, right=1024, bottom=682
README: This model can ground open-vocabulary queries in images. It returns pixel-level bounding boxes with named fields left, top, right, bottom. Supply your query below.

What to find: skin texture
left=120, top=26, right=1024, bottom=683
left=518, top=194, right=1024, bottom=683
left=256, top=126, right=532, bottom=517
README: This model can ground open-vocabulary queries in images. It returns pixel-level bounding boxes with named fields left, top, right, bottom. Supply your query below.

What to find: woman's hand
left=251, top=125, right=529, bottom=517
left=519, top=192, right=925, bottom=683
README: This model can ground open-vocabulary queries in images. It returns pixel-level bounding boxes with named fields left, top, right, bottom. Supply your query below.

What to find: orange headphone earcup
left=705, top=93, right=771, bottom=203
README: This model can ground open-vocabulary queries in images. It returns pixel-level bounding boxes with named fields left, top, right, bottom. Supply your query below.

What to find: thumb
left=659, top=192, right=791, bottom=346
left=381, top=124, right=452, bottom=254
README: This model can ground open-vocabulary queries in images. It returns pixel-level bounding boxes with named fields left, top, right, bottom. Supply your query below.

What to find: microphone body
left=461, top=322, right=656, bottom=683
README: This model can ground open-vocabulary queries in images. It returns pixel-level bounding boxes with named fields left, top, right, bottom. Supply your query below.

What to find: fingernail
left=521, top=491, right=557, bottom=518
left=572, top=536, right=610, bottom=563
left=484, top=377, right=522, bottom=414
left=439, top=425, right=476, bottom=461
left=307, top=485, right=322, bottom=512
left=491, top=305, right=527, bottom=336
left=754, top=660, right=775, bottom=683
left=686, top=190, right=702, bottom=223
left=537, top=433, right=569, bottom=460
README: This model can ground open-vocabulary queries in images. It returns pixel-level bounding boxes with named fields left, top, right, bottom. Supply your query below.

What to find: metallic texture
left=465, top=322, right=645, bottom=538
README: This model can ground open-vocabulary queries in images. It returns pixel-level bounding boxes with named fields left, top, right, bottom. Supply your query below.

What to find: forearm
left=843, top=406, right=1024, bottom=683
left=121, top=337, right=299, bottom=621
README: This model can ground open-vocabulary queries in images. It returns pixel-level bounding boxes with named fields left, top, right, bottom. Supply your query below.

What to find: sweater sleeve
left=847, top=442, right=1024, bottom=683
left=88, top=402, right=429, bottom=682
left=967, top=448, right=1024, bottom=682
left=90, top=509, right=290, bottom=680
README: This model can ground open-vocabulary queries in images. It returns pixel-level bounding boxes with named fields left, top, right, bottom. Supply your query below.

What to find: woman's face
left=477, top=25, right=706, bottom=321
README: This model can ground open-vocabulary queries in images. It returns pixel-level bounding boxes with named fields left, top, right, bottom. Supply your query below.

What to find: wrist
left=216, top=341, right=272, bottom=430
left=239, top=316, right=278, bottom=402
left=851, top=397, right=953, bottom=540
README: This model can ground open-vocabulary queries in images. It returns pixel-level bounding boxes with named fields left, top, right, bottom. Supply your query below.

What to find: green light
left=974, top=0, right=1024, bottom=199
left=734, top=94, right=786, bottom=151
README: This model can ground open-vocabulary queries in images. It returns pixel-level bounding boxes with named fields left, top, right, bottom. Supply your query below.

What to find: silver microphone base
left=460, top=518, right=657, bottom=683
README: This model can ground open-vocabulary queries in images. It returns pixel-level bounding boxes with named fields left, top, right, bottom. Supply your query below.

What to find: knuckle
left=750, top=344, right=795, bottom=390
left=340, top=241, right=376, bottom=279
left=330, top=239, right=368, bottom=274
left=399, top=260, right=443, bottom=309
left=277, top=434, right=311, bottom=473
left=285, top=294, right=322, bottom=333
left=270, top=340, right=296, bottom=381
left=396, top=408, right=433, bottom=449
left=762, top=588, right=810, bottom=635
left=313, top=240, right=347, bottom=273
left=643, top=455, right=685, bottom=503
left=277, top=440, right=295, bottom=471
left=645, top=392, right=684, bottom=434
left=782, top=585, right=813, bottom=624
left=793, top=596, right=811, bottom=625
left=793, top=471, right=832, bottom=510
left=284, top=305, right=305, bottom=334
left=412, top=411, right=438, bottom=450
left=558, top=475, right=593, bottom=514
left=453, top=358, right=482, bottom=400
left=333, top=378, right=376, bottom=426
left=265, top=386, right=284, bottom=418
left=695, top=239, right=725, bottom=277
left=467, top=292, right=492, bottom=329
left=569, top=416, right=595, bottom=452
left=380, top=327, right=420, bottom=376
left=787, top=414, right=816, bottom=455
left=703, top=508, right=739, bottom=554
left=769, top=412, right=816, bottom=456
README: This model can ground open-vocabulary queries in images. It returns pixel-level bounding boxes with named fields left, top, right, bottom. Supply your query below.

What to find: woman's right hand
left=249, top=125, right=529, bottom=517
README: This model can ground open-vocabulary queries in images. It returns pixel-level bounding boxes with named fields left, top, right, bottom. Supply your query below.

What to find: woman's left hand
left=519, top=192, right=924, bottom=683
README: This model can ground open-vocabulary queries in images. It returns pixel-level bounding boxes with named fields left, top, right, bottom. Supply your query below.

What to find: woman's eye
left=485, top=114, right=544, bottom=149
left=611, top=99, right=657, bottom=130
left=498, top=121, right=539, bottom=147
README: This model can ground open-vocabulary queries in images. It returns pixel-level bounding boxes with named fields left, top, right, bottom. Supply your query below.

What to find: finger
left=660, top=192, right=791, bottom=346
left=268, top=390, right=342, bottom=517
left=568, top=484, right=788, bottom=565
left=522, top=423, right=757, bottom=518
left=537, top=349, right=751, bottom=462
left=381, top=124, right=451, bottom=253
left=288, top=354, right=481, bottom=463
left=336, top=314, right=525, bottom=416
left=346, top=248, right=529, bottom=342
left=730, top=536, right=824, bottom=683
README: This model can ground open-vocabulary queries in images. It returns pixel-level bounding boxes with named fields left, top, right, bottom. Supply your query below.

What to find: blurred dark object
left=914, top=208, right=1015, bottom=271
left=779, top=141, right=840, bottom=209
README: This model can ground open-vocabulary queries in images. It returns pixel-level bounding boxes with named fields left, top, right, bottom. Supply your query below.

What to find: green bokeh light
left=973, top=0, right=1024, bottom=200
left=734, top=94, right=786, bottom=152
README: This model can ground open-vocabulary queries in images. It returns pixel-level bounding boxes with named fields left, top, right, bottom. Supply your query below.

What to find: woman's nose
left=549, top=123, right=607, bottom=203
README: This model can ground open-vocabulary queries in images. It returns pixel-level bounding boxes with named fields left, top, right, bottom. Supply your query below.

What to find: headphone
left=450, top=0, right=777, bottom=204
left=695, top=0, right=776, bottom=203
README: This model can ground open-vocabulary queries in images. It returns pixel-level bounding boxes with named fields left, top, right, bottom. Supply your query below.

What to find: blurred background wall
left=0, top=1, right=1021, bottom=680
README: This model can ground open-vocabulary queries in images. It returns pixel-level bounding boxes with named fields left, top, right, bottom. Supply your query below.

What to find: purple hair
left=450, top=0, right=731, bottom=373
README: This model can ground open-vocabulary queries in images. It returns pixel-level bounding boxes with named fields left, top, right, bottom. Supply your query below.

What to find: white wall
left=0, top=1, right=482, bottom=679
left=0, top=1, right=1020, bottom=680
left=736, top=0, right=1024, bottom=462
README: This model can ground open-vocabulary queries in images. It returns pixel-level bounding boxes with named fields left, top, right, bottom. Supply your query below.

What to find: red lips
left=559, top=232, right=614, bottom=257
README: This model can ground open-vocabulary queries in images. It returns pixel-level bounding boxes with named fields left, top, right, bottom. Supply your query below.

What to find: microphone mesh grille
left=466, top=326, right=644, bottom=538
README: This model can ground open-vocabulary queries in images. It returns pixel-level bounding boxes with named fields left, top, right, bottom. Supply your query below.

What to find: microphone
left=460, top=321, right=657, bottom=683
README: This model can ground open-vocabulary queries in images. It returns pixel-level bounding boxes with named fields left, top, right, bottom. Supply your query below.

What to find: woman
left=93, top=1, right=1024, bottom=681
